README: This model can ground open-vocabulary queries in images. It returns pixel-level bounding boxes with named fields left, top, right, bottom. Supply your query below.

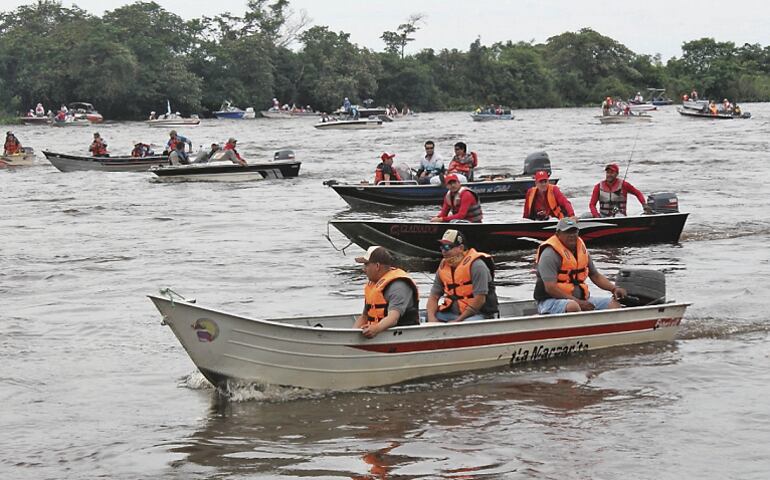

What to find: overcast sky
left=4, top=0, right=769, bottom=60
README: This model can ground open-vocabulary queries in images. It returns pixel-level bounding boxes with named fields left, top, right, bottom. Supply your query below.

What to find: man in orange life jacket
left=534, top=217, right=626, bottom=314
left=589, top=163, right=651, bottom=217
left=4, top=131, right=22, bottom=155
left=431, top=174, right=483, bottom=223
left=89, top=132, right=109, bottom=157
left=374, top=152, right=402, bottom=184
left=353, top=246, right=420, bottom=338
left=522, top=170, right=574, bottom=220
left=426, top=229, right=498, bottom=322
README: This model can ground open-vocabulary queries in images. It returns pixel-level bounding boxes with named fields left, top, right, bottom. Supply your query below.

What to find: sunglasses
left=439, top=244, right=456, bottom=252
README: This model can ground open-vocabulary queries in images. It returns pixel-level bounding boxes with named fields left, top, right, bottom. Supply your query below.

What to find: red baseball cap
left=444, top=173, right=459, bottom=184
left=604, top=163, right=619, bottom=173
left=534, top=170, right=549, bottom=182
left=380, top=152, right=396, bottom=161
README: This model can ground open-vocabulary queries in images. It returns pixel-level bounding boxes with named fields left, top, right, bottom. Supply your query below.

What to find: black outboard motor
left=522, top=151, right=551, bottom=176
left=274, top=149, right=295, bottom=161
left=646, top=192, right=679, bottom=214
left=616, top=268, right=666, bottom=307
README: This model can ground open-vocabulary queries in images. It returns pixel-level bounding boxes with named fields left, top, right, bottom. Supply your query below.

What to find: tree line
left=2, top=0, right=770, bottom=120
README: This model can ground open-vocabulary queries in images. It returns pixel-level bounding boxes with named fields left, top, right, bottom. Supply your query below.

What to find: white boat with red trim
left=148, top=284, right=689, bottom=391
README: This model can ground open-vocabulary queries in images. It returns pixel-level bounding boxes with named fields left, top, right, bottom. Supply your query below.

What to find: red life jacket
left=443, top=187, right=483, bottom=223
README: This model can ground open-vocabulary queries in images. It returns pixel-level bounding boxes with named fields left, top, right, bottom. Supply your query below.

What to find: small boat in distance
left=146, top=101, right=201, bottom=127
left=68, top=102, right=103, bottom=123
left=150, top=150, right=300, bottom=182
left=213, top=100, right=246, bottom=119
left=471, top=112, right=515, bottom=121
left=314, top=117, right=383, bottom=130
left=598, top=114, right=653, bottom=124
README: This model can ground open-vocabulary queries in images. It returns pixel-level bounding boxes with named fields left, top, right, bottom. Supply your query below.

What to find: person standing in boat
left=374, top=152, right=402, bottom=184
left=89, top=132, right=109, bottom=157
left=447, top=142, right=477, bottom=182
left=416, top=140, right=445, bottom=184
left=353, top=246, right=420, bottom=338
left=4, top=131, right=22, bottom=155
left=166, top=130, right=192, bottom=160
left=221, top=137, right=247, bottom=166
left=690, top=89, right=699, bottom=101
left=431, top=174, right=483, bottom=223
left=588, top=163, right=651, bottom=218
left=534, top=217, right=626, bottom=314
left=522, top=170, right=574, bottom=221
left=426, top=229, right=498, bottom=322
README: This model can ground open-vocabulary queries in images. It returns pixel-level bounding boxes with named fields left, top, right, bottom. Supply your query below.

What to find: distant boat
left=68, top=102, right=103, bottom=123
left=598, top=114, right=653, bottom=124
left=676, top=107, right=751, bottom=119
left=51, top=117, right=91, bottom=127
left=314, top=118, right=383, bottom=130
left=471, top=112, right=515, bottom=121
left=18, top=115, right=51, bottom=126
left=243, top=107, right=256, bottom=119
left=213, top=100, right=245, bottom=119
left=260, top=109, right=320, bottom=119
left=146, top=101, right=201, bottom=127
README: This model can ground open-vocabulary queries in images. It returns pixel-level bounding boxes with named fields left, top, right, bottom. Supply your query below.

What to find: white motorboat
left=1, top=147, right=36, bottom=166
left=314, top=118, right=383, bottom=130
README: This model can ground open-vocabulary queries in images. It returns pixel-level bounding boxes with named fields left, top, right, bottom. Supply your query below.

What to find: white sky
left=4, top=0, right=769, bottom=60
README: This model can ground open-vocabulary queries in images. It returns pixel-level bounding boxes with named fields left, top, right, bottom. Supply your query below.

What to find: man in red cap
left=431, top=173, right=483, bottom=223
left=522, top=170, right=574, bottom=221
left=374, top=152, right=402, bottom=184
left=588, top=163, right=650, bottom=217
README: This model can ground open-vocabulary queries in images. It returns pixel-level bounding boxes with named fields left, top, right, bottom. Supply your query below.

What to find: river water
left=2, top=107, right=770, bottom=479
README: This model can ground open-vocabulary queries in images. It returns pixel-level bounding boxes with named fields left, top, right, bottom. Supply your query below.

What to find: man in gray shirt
left=534, top=217, right=627, bottom=314
left=353, top=246, right=420, bottom=338
left=426, top=229, right=498, bottom=322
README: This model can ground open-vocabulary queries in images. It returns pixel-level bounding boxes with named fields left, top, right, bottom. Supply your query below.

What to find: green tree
left=380, top=13, right=425, bottom=60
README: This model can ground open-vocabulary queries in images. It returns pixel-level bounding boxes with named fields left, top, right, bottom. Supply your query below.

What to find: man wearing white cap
left=426, top=229, right=498, bottom=322
left=534, top=217, right=626, bottom=314
left=353, top=246, right=420, bottom=338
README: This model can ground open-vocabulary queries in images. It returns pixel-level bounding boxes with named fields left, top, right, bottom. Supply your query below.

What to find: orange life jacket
left=89, top=140, right=108, bottom=156
left=534, top=235, right=589, bottom=300
left=437, top=248, right=496, bottom=314
left=524, top=184, right=564, bottom=219
left=374, top=163, right=402, bottom=184
left=363, top=268, right=419, bottom=325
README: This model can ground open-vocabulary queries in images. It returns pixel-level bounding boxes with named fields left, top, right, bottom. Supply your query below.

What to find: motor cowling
left=274, top=149, right=295, bottom=161
left=522, top=151, right=551, bottom=176
left=646, top=192, right=679, bottom=213
left=616, top=268, right=666, bottom=306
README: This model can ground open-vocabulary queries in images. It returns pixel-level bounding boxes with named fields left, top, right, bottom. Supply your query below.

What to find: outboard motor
left=522, top=151, right=551, bottom=176
left=274, top=149, right=295, bottom=161
left=646, top=192, right=679, bottom=214
left=616, top=268, right=666, bottom=307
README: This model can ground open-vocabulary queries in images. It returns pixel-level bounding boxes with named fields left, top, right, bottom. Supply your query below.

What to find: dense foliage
left=2, top=0, right=770, bottom=120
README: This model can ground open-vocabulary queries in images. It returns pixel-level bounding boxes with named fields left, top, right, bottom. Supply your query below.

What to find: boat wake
left=180, top=371, right=328, bottom=403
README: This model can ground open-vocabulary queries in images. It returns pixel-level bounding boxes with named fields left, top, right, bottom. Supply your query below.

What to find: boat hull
left=328, top=178, right=559, bottom=207
left=213, top=111, right=245, bottom=119
left=598, top=115, right=653, bottom=124
left=1, top=149, right=35, bottom=166
left=42, top=151, right=170, bottom=172
left=150, top=160, right=301, bottom=182
left=260, top=110, right=320, bottom=119
left=471, top=113, right=515, bottom=121
left=148, top=295, right=689, bottom=390
left=677, top=107, right=750, bottom=119
left=314, top=119, right=383, bottom=129
left=330, top=213, right=689, bottom=258
left=145, top=118, right=201, bottom=127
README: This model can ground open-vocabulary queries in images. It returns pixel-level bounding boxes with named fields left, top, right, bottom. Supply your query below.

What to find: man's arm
left=588, top=270, right=625, bottom=299
left=431, top=199, right=451, bottom=222
left=453, top=294, right=486, bottom=322
left=589, top=184, right=601, bottom=217
left=554, top=187, right=575, bottom=216
left=623, top=181, right=650, bottom=210
left=426, top=294, right=441, bottom=322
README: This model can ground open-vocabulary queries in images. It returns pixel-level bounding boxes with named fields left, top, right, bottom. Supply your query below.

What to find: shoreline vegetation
left=2, top=0, right=770, bottom=122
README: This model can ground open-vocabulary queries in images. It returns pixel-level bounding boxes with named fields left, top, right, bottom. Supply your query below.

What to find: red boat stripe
left=490, top=226, right=648, bottom=241
left=351, top=318, right=676, bottom=353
